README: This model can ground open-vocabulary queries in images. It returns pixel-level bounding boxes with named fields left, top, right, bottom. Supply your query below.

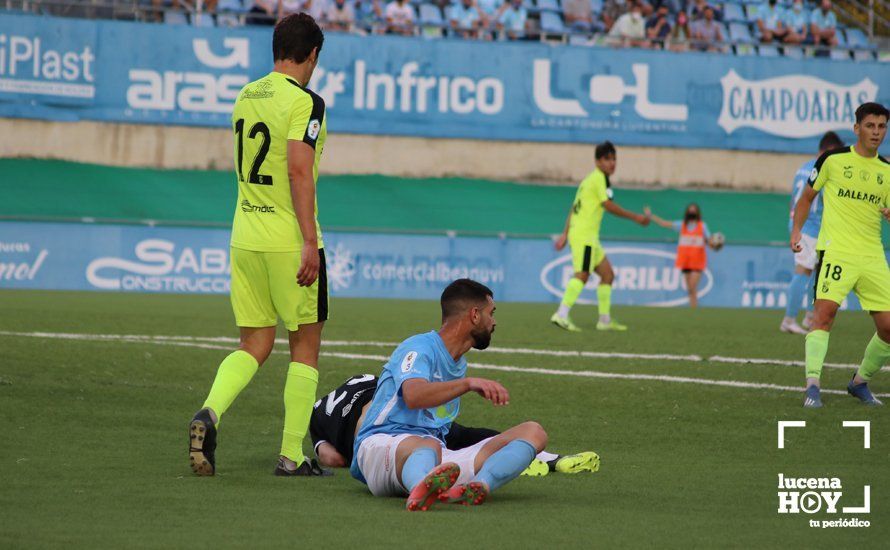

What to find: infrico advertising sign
left=1, top=14, right=887, bottom=153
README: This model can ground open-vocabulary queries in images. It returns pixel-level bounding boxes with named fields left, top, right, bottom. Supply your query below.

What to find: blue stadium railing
left=0, top=0, right=881, bottom=60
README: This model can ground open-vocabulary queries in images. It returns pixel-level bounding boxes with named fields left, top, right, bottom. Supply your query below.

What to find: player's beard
left=471, top=326, right=493, bottom=350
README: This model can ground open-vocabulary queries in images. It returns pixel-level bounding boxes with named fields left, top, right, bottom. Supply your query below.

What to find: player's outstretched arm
left=288, top=140, right=320, bottom=286
left=643, top=207, right=673, bottom=230
left=402, top=377, right=509, bottom=409
left=790, top=185, right=817, bottom=252
left=604, top=200, right=650, bottom=226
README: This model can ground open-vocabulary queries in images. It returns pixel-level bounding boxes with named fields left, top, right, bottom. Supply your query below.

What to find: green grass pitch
left=0, top=290, right=887, bottom=548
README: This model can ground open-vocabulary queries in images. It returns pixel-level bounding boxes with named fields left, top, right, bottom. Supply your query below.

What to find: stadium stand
left=2, top=0, right=883, bottom=58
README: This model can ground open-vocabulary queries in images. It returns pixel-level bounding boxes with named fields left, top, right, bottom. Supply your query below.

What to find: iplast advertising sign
left=1, top=14, right=887, bottom=153
left=0, top=221, right=877, bottom=311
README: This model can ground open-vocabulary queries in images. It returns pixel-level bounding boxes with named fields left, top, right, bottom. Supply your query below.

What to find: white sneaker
left=801, top=312, right=814, bottom=330
left=780, top=319, right=808, bottom=335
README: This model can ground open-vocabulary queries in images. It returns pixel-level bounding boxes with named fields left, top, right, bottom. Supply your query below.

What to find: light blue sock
left=401, top=447, right=438, bottom=491
left=785, top=272, right=811, bottom=319
left=472, top=439, right=536, bottom=492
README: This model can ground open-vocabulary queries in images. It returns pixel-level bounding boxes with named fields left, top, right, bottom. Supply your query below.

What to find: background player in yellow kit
left=551, top=141, right=651, bottom=332
left=188, top=13, right=332, bottom=476
left=792, top=102, right=890, bottom=408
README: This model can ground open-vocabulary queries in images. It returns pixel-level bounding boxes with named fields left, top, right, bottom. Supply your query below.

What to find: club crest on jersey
left=860, top=170, right=870, bottom=182
left=878, top=173, right=884, bottom=185
left=843, top=166, right=853, bottom=179
left=401, top=351, right=418, bottom=373
left=307, top=119, right=321, bottom=140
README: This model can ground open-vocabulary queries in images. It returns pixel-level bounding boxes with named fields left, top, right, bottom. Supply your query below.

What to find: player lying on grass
left=310, top=373, right=600, bottom=477
left=351, top=279, right=548, bottom=510
left=791, top=102, right=890, bottom=408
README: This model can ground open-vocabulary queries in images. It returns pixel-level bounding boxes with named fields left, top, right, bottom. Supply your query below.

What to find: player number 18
left=824, top=263, right=843, bottom=281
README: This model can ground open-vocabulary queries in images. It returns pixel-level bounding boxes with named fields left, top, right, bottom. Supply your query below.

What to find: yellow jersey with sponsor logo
left=568, top=169, right=613, bottom=242
left=809, top=146, right=890, bottom=258
left=230, top=71, right=327, bottom=252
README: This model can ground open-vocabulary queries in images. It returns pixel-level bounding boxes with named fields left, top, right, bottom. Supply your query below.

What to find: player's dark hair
left=818, top=131, right=843, bottom=151
left=441, top=279, right=494, bottom=320
left=273, top=13, right=324, bottom=63
left=855, top=102, right=889, bottom=124
left=684, top=202, right=701, bottom=222
left=595, top=141, right=616, bottom=160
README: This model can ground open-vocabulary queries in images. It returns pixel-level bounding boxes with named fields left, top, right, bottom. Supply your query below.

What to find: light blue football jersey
left=350, top=331, right=466, bottom=484
left=790, top=159, right=822, bottom=237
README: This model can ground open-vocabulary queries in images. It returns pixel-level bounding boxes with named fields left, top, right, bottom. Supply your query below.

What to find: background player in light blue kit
left=781, top=131, right=844, bottom=335
left=350, top=279, right=548, bottom=511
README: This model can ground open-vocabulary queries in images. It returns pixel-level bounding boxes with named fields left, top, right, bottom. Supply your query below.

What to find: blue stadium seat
left=419, top=3, right=444, bottom=26
left=729, top=22, right=753, bottom=43
left=829, top=48, right=851, bottom=61
left=723, top=3, right=745, bottom=22
left=537, top=0, right=562, bottom=13
left=783, top=45, right=803, bottom=59
left=590, top=0, right=603, bottom=13
left=540, top=12, right=567, bottom=33
left=191, top=13, right=215, bottom=27
left=758, top=44, right=779, bottom=56
left=844, top=28, right=869, bottom=48
left=835, top=28, right=847, bottom=46
left=853, top=49, right=875, bottom=61
left=744, top=4, right=759, bottom=22
left=163, top=10, right=188, bottom=25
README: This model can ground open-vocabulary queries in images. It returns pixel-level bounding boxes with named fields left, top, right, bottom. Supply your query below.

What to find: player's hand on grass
left=554, top=234, right=567, bottom=251
left=790, top=229, right=803, bottom=253
left=297, top=242, right=320, bottom=286
left=467, top=377, right=510, bottom=406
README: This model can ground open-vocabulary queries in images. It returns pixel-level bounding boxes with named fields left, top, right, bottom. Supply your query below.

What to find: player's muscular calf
left=873, top=311, right=890, bottom=343
left=811, top=300, right=839, bottom=331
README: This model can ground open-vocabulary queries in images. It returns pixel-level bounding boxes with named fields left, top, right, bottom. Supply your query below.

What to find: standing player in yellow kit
left=551, top=141, right=650, bottom=332
left=188, top=13, right=331, bottom=476
left=792, top=102, right=890, bottom=408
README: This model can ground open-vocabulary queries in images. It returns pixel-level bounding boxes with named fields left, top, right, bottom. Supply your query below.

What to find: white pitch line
left=1, top=330, right=888, bottom=398
left=0, top=330, right=882, bottom=372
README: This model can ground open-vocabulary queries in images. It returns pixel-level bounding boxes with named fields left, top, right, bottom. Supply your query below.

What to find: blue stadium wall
left=0, top=14, right=887, bottom=153
left=0, top=221, right=878, bottom=310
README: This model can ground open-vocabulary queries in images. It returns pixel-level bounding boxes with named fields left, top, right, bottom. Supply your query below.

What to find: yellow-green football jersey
left=568, top=169, right=613, bottom=242
left=809, top=146, right=890, bottom=258
left=230, top=71, right=327, bottom=252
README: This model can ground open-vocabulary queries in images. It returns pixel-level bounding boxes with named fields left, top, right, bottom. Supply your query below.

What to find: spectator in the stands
left=602, top=0, right=651, bottom=32
left=278, top=0, right=312, bottom=20
left=384, top=0, right=416, bottom=34
left=687, top=0, right=719, bottom=21
left=671, top=8, right=691, bottom=49
left=325, top=0, right=355, bottom=30
left=247, top=0, right=277, bottom=23
left=497, top=0, right=529, bottom=40
left=649, top=0, right=681, bottom=16
left=608, top=0, right=647, bottom=47
left=782, top=0, right=809, bottom=44
left=757, top=0, right=788, bottom=43
left=810, top=0, right=838, bottom=46
left=214, top=0, right=244, bottom=26
left=646, top=4, right=672, bottom=48
left=690, top=5, right=724, bottom=51
left=450, top=0, right=482, bottom=37
left=475, top=0, right=503, bottom=30
left=563, top=0, right=598, bottom=32
left=353, top=0, right=383, bottom=32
